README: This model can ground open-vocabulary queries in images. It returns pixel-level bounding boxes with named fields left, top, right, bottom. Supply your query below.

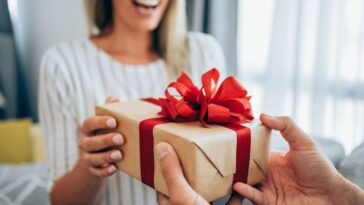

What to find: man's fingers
left=157, top=192, right=171, bottom=205
left=260, top=114, right=314, bottom=150
left=157, top=142, right=191, bottom=193
left=233, top=183, right=265, bottom=205
left=157, top=142, right=209, bottom=205
left=105, top=96, right=120, bottom=104
left=156, top=141, right=203, bottom=205
left=226, top=191, right=244, bottom=205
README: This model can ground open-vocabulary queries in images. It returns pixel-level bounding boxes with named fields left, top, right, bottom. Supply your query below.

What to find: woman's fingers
left=81, top=116, right=117, bottom=135
left=82, top=149, right=123, bottom=167
left=233, top=183, right=265, bottom=205
left=78, top=99, right=122, bottom=178
left=260, top=114, right=314, bottom=150
left=79, top=132, right=124, bottom=152
left=89, top=164, right=118, bottom=177
left=105, top=96, right=120, bottom=104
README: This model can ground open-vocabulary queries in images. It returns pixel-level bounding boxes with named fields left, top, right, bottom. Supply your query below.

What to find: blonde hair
left=84, top=0, right=190, bottom=79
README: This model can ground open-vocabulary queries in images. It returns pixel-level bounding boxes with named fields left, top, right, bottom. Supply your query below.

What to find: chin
left=114, top=0, right=168, bottom=32
left=131, top=21, right=161, bottom=32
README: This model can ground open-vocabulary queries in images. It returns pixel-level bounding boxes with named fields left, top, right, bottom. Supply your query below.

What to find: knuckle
left=251, top=190, right=258, bottom=201
left=281, top=116, right=292, bottom=123
left=161, top=163, right=172, bottom=176
left=77, top=138, right=84, bottom=150
left=78, top=135, right=89, bottom=149
left=87, top=139, right=99, bottom=151
left=161, top=164, right=178, bottom=181
left=103, top=169, right=112, bottom=177
left=103, top=134, right=113, bottom=147
left=81, top=117, right=92, bottom=130
left=103, top=153, right=113, bottom=162
left=105, top=96, right=113, bottom=103
left=89, top=167, right=101, bottom=177
left=97, top=117, right=106, bottom=128
left=105, top=96, right=116, bottom=103
left=91, top=167, right=111, bottom=178
left=82, top=154, right=91, bottom=164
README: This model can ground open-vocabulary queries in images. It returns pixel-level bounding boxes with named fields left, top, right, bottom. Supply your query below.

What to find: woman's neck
left=91, top=23, right=159, bottom=64
left=105, top=24, right=154, bottom=55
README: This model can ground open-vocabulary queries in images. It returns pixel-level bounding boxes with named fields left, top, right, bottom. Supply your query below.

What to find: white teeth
left=134, top=0, right=160, bottom=7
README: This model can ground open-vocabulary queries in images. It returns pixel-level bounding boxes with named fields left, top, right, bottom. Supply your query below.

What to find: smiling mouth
left=132, top=0, right=161, bottom=9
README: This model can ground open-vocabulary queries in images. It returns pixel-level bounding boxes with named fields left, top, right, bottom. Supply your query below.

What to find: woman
left=38, top=0, right=226, bottom=204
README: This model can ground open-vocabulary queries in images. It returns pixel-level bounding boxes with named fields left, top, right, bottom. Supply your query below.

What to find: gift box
left=95, top=68, right=271, bottom=202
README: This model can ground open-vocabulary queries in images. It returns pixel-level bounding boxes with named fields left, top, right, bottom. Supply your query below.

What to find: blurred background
left=0, top=0, right=363, bottom=204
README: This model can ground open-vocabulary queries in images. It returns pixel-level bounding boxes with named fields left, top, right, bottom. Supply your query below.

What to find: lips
left=132, top=0, right=161, bottom=8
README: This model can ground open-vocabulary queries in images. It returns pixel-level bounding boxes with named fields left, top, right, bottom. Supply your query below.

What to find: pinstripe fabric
left=38, top=32, right=226, bottom=205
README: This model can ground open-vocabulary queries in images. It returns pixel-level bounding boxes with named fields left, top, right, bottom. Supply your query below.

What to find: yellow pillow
left=30, top=124, right=46, bottom=162
left=0, top=119, right=32, bottom=164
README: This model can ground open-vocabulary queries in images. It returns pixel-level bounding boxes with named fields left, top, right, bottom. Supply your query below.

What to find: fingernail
left=106, top=118, right=117, bottom=128
left=108, top=165, right=117, bottom=174
left=110, top=151, right=122, bottom=160
left=156, top=142, right=170, bottom=159
left=112, top=134, right=123, bottom=144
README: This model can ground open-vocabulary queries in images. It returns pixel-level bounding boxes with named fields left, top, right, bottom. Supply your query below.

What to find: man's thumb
left=157, top=142, right=190, bottom=194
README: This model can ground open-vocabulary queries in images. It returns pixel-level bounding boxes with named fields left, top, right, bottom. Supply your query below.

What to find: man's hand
left=156, top=114, right=364, bottom=205
left=155, top=139, right=252, bottom=205
left=156, top=142, right=209, bottom=205
left=233, top=114, right=364, bottom=205
left=233, top=114, right=341, bottom=205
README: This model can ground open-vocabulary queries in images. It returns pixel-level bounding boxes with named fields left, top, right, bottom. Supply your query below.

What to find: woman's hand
left=156, top=114, right=364, bottom=205
left=78, top=97, right=124, bottom=177
left=50, top=97, right=125, bottom=205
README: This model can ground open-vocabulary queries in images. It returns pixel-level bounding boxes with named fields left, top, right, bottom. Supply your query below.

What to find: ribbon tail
left=139, top=117, right=170, bottom=188
left=224, top=124, right=251, bottom=184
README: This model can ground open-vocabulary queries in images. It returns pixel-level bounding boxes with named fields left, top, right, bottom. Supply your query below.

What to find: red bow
left=158, top=68, right=254, bottom=126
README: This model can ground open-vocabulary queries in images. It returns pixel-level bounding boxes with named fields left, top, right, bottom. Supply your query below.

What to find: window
left=238, top=0, right=364, bottom=152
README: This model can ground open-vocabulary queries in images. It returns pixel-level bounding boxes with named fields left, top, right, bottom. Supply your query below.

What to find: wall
left=9, top=0, right=88, bottom=120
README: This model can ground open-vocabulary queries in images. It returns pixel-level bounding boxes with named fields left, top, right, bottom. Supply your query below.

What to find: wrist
left=329, top=174, right=350, bottom=205
left=76, top=158, right=105, bottom=181
left=330, top=173, right=364, bottom=205
left=50, top=158, right=106, bottom=205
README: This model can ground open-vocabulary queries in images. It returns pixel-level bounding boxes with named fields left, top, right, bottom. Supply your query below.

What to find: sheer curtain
left=238, top=0, right=364, bottom=152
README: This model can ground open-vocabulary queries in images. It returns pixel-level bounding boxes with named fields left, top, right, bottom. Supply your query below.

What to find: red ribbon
left=139, top=116, right=170, bottom=188
left=224, top=124, right=251, bottom=184
left=139, top=68, right=253, bottom=189
left=158, top=68, right=254, bottom=127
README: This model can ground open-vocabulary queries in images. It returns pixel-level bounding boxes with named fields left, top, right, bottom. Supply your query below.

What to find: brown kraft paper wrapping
left=96, top=100, right=271, bottom=202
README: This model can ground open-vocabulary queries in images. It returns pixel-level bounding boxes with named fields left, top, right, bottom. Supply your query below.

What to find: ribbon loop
left=157, top=68, right=254, bottom=126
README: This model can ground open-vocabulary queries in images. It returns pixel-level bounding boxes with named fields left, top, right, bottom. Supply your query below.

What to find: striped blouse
left=38, top=32, right=226, bottom=205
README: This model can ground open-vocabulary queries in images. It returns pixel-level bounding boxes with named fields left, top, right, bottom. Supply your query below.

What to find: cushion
left=0, top=163, right=50, bottom=205
left=0, top=119, right=32, bottom=163
left=339, top=143, right=364, bottom=189
left=30, top=124, right=45, bottom=162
